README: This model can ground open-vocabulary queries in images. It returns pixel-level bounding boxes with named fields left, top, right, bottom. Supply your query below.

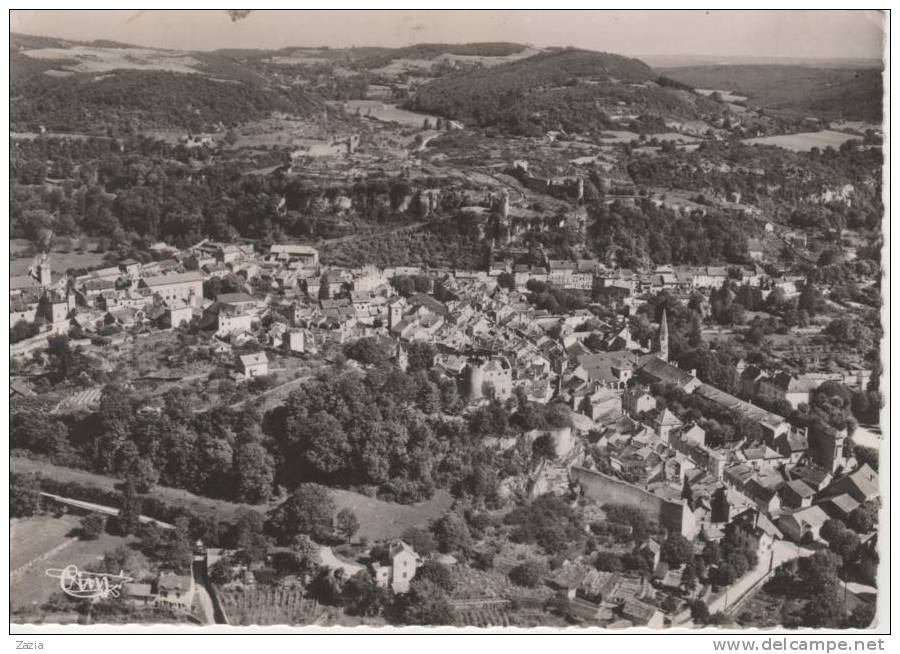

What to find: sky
left=10, top=9, right=886, bottom=61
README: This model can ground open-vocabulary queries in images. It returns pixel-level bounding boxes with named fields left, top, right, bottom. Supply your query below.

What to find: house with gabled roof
left=824, top=464, right=879, bottom=504
left=371, top=540, right=419, bottom=593
left=820, top=493, right=861, bottom=521
left=653, top=408, right=683, bottom=444
left=237, top=352, right=268, bottom=379
left=780, top=479, right=816, bottom=509
left=777, top=505, right=830, bottom=543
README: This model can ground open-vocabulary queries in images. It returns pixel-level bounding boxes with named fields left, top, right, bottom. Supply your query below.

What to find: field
left=11, top=514, right=137, bottom=611
left=23, top=45, right=205, bottom=75
left=598, top=130, right=640, bottom=144
left=340, top=100, right=441, bottom=127
left=11, top=456, right=265, bottom=523
left=662, top=65, right=883, bottom=122
left=11, top=456, right=452, bottom=542
left=743, top=130, right=862, bottom=152
left=695, top=88, right=749, bottom=103
left=331, top=488, right=453, bottom=541
left=370, top=48, right=539, bottom=77
left=219, top=586, right=321, bottom=625
left=11, top=251, right=108, bottom=276
left=831, top=120, right=883, bottom=134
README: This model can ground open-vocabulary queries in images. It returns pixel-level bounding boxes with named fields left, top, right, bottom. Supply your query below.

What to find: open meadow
left=10, top=514, right=137, bottom=611
left=743, top=130, right=863, bottom=152
left=331, top=488, right=453, bottom=541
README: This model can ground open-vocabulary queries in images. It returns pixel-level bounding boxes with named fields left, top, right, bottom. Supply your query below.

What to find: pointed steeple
left=658, top=308, right=669, bottom=362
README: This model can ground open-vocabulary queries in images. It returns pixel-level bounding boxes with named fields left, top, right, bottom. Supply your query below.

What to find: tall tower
left=388, top=297, right=405, bottom=331
left=394, top=339, right=408, bottom=372
left=658, top=308, right=669, bottom=362
left=498, top=189, right=511, bottom=244
left=33, top=252, right=52, bottom=287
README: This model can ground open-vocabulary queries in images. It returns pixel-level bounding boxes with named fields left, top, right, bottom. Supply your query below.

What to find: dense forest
left=10, top=353, right=571, bottom=507
left=407, top=49, right=718, bottom=135
left=627, top=140, right=884, bottom=231
left=10, top=70, right=322, bottom=133
left=586, top=200, right=750, bottom=267
left=9, top=135, right=426, bottom=249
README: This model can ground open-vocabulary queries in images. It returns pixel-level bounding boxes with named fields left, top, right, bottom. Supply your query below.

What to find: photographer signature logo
left=45, top=565, right=133, bottom=600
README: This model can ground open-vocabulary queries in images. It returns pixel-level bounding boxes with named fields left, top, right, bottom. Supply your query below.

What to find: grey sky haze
left=11, top=9, right=885, bottom=61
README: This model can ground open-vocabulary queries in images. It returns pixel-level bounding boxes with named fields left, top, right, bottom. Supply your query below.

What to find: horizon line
left=10, top=30, right=885, bottom=65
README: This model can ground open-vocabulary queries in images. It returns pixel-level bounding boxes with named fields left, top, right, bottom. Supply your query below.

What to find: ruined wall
left=570, top=466, right=687, bottom=535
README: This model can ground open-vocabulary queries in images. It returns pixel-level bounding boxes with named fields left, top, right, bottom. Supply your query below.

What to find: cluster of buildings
left=526, top=314, right=879, bottom=621
left=10, top=235, right=878, bottom=560
left=489, top=258, right=802, bottom=297
left=123, top=572, right=195, bottom=612
left=546, top=563, right=664, bottom=628
left=209, top=539, right=421, bottom=595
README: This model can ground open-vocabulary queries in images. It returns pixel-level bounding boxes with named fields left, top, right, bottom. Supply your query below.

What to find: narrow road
left=192, top=558, right=217, bottom=625
left=715, top=540, right=814, bottom=615
left=230, top=373, right=312, bottom=410
left=674, top=540, right=814, bottom=626
left=38, top=491, right=174, bottom=530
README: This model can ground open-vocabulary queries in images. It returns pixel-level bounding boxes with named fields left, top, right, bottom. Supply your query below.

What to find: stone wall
left=570, top=466, right=694, bottom=537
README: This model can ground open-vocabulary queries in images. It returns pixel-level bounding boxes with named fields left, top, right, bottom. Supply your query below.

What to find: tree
left=432, top=511, right=471, bottom=554
left=389, top=579, right=454, bottom=625
left=821, top=519, right=845, bottom=542
left=344, top=337, right=390, bottom=366
left=47, top=334, right=79, bottom=381
left=343, top=571, right=390, bottom=617
left=661, top=533, right=694, bottom=567
left=844, top=602, right=876, bottom=629
left=713, top=562, right=738, bottom=586
left=531, top=433, right=557, bottom=461
left=801, top=588, right=844, bottom=628
left=401, top=527, right=436, bottom=556
left=417, top=560, right=455, bottom=592
left=406, top=342, right=436, bottom=372
left=10, top=473, right=41, bottom=517
left=509, top=560, right=547, bottom=587
left=848, top=505, right=877, bottom=533
left=702, top=541, right=721, bottom=566
left=10, top=319, right=38, bottom=344
left=828, top=527, right=860, bottom=561
left=335, top=508, right=360, bottom=544
left=690, top=599, right=710, bottom=625
left=11, top=411, right=71, bottom=458
left=126, top=458, right=158, bottom=494
left=234, top=441, right=274, bottom=503
left=798, top=282, right=825, bottom=316
left=681, top=558, right=699, bottom=594
left=271, top=535, right=313, bottom=580
left=595, top=551, right=625, bottom=572
left=94, top=545, right=148, bottom=577
left=318, top=272, right=330, bottom=300
left=228, top=509, right=270, bottom=563
left=504, top=494, right=585, bottom=555
left=798, top=550, right=842, bottom=595
left=154, top=518, right=194, bottom=574
left=80, top=514, right=107, bottom=540
left=117, top=480, right=143, bottom=536
left=496, top=271, right=515, bottom=291
left=266, top=483, right=336, bottom=542
left=209, top=559, right=235, bottom=585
